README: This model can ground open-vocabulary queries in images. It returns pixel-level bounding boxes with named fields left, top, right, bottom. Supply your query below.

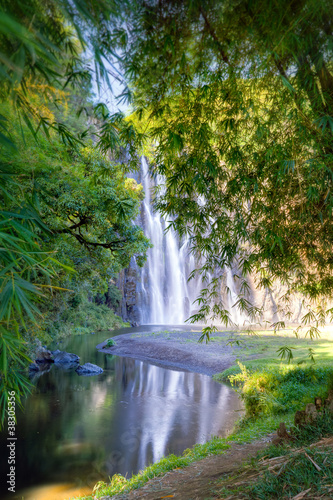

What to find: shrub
left=228, top=362, right=333, bottom=418
left=105, top=338, right=116, bottom=347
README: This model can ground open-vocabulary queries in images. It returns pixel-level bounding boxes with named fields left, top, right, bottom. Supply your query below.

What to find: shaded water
left=0, top=326, right=242, bottom=500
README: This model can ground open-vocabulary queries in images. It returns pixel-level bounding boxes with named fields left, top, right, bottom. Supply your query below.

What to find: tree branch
left=199, top=7, right=229, bottom=65
left=52, top=218, right=127, bottom=251
left=70, top=232, right=127, bottom=251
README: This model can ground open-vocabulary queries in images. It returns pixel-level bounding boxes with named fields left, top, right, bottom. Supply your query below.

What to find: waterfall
left=118, top=157, right=249, bottom=326
left=138, top=158, right=249, bottom=326
left=139, top=157, right=197, bottom=324
left=119, top=157, right=297, bottom=327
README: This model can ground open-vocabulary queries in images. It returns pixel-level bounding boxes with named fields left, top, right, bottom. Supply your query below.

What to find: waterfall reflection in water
left=0, top=329, right=242, bottom=500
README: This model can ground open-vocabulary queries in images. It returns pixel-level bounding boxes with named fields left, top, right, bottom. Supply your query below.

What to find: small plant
left=105, top=338, right=116, bottom=348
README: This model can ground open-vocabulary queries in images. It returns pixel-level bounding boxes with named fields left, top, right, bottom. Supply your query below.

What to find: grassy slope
left=216, top=415, right=333, bottom=499
left=80, top=328, right=333, bottom=499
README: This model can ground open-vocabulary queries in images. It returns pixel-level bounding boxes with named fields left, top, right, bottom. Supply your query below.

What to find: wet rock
left=35, top=346, right=53, bottom=363
left=28, top=361, right=52, bottom=379
left=75, top=363, right=103, bottom=376
left=51, top=350, right=80, bottom=365
left=29, top=362, right=39, bottom=372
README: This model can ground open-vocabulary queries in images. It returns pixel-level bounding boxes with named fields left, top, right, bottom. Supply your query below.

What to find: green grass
left=89, top=438, right=231, bottom=499
left=212, top=328, right=333, bottom=417
left=211, top=329, right=333, bottom=369
left=217, top=412, right=333, bottom=499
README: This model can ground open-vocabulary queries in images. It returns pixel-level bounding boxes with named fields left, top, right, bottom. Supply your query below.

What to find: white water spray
left=139, top=157, right=198, bottom=324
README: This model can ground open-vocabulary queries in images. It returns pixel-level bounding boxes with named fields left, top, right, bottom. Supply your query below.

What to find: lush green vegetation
left=225, top=363, right=333, bottom=417
left=112, top=0, right=333, bottom=339
left=0, top=0, right=148, bottom=423
left=214, top=329, right=333, bottom=417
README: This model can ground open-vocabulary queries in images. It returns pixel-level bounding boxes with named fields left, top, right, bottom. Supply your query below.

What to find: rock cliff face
left=117, top=260, right=142, bottom=325
left=117, top=158, right=304, bottom=327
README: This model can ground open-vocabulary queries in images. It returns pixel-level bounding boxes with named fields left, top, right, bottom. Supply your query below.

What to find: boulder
left=35, top=347, right=53, bottom=363
left=28, top=361, right=52, bottom=377
left=75, top=363, right=103, bottom=376
left=29, top=362, right=39, bottom=372
left=51, top=350, right=80, bottom=365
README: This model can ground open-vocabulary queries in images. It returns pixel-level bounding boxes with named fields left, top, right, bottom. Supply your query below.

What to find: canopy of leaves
left=115, top=0, right=333, bottom=333
left=0, top=0, right=146, bottom=424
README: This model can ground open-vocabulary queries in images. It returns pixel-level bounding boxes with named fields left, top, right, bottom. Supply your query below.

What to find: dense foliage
left=113, top=0, right=333, bottom=335
left=0, top=0, right=147, bottom=424
left=228, top=362, right=333, bottom=417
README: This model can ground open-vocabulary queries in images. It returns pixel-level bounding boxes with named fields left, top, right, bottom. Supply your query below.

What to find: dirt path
left=97, top=328, right=242, bottom=376
left=110, top=435, right=274, bottom=500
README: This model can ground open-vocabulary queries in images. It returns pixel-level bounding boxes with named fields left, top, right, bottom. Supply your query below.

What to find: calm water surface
left=0, top=326, right=243, bottom=500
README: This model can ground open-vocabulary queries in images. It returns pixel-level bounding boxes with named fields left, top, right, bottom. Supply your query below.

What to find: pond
left=0, top=326, right=243, bottom=500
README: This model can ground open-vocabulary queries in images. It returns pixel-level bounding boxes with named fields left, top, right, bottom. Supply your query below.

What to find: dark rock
left=29, top=363, right=39, bottom=372
left=35, top=347, right=53, bottom=363
left=29, top=361, right=52, bottom=378
left=36, top=361, right=52, bottom=372
left=51, top=350, right=80, bottom=365
left=75, top=363, right=103, bottom=376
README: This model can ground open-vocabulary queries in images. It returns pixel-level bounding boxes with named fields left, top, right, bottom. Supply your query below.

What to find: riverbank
left=98, top=326, right=333, bottom=376
left=86, top=327, right=333, bottom=500
left=97, top=328, right=237, bottom=375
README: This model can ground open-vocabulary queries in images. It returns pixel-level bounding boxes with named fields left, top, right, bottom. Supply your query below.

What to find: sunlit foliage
left=116, top=0, right=333, bottom=335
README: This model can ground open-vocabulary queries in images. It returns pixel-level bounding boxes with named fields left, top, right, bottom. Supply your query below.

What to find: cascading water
left=118, top=157, right=252, bottom=326
left=119, top=157, right=298, bottom=327
left=138, top=157, right=248, bottom=326
left=139, top=157, right=199, bottom=324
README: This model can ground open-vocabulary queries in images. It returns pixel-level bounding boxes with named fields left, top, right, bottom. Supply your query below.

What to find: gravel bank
left=97, top=327, right=240, bottom=376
